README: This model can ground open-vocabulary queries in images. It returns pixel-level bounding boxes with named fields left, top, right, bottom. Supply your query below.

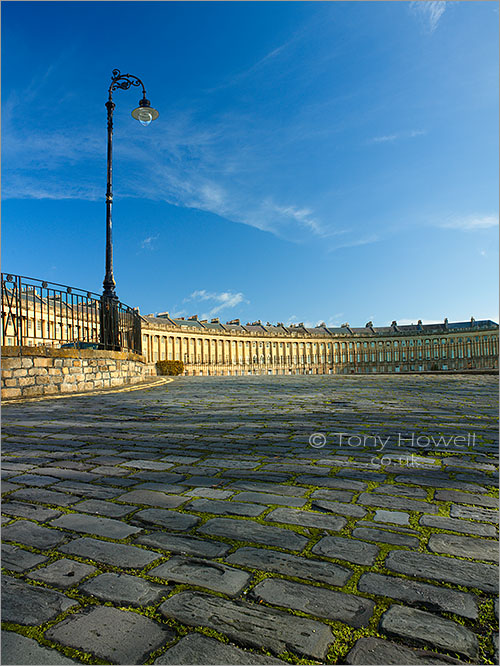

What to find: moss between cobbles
left=1, top=624, right=103, bottom=665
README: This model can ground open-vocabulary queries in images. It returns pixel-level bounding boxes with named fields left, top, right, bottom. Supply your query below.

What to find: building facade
left=141, top=314, right=499, bottom=375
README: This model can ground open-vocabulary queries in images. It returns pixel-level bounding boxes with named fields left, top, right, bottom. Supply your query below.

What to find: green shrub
left=156, top=360, right=184, bottom=376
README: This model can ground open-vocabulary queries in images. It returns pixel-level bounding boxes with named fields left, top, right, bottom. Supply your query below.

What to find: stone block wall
left=1, top=347, right=154, bottom=400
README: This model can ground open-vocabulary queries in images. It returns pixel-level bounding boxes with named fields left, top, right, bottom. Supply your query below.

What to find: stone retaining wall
left=1, top=347, right=153, bottom=400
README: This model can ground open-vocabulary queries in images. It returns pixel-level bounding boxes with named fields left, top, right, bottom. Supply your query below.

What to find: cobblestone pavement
left=1, top=375, right=498, bottom=665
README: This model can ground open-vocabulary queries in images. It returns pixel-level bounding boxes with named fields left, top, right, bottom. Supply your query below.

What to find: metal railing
left=1, top=273, right=142, bottom=354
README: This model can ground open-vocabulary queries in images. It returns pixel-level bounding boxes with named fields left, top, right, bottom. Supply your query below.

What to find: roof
left=141, top=315, right=498, bottom=338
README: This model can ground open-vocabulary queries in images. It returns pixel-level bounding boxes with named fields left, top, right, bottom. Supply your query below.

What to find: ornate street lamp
left=101, top=69, right=158, bottom=349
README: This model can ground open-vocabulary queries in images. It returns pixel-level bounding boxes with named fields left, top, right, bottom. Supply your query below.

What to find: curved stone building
left=141, top=314, right=498, bottom=375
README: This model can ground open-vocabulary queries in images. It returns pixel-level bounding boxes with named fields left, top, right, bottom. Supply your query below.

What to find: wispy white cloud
left=140, top=234, right=159, bottom=250
left=184, top=289, right=248, bottom=318
left=410, top=1, right=447, bottom=33
left=438, top=215, right=498, bottom=231
left=328, top=234, right=379, bottom=252
left=368, top=129, right=426, bottom=144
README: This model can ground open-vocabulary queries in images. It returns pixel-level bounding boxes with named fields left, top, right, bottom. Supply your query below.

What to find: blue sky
left=2, top=1, right=498, bottom=326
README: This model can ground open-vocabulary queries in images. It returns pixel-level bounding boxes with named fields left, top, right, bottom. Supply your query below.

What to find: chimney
left=188, top=315, right=198, bottom=321
left=227, top=318, right=240, bottom=325
left=211, top=318, right=220, bottom=324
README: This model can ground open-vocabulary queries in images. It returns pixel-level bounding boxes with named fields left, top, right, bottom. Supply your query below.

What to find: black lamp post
left=101, top=68, right=158, bottom=349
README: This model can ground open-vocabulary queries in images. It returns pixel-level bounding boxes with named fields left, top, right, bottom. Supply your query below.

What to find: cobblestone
left=159, top=591, right=334, bottom=659
left=46, top=606, right=174, bottom=664
left=380, top=605, right=479, bottom=659
left=312, top=535, right=379, bottom=564
left=27, top=558, right=97, bottom=588
left=251, top=578, right=375, bottom=626
left=1, top=631, right=81, bottom=665
left=358, top=572, right=478, bottom=619
left=2, top=576, right=78, bottom=625
left=226, top=546, right=352, bottom=585
left=150, top=556, right=251, bottom=595
left=79, top=572, right=169, bottom=605
left=2, top=375, right=498, bottom=665
left=154, top=634, right=286, bottom=664
left=198, top=517, right=308, bottom=550
left=59, top=536, right=162, bottom=568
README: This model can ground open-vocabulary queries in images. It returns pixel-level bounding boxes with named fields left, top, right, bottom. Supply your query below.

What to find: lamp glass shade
left=131, top=105, right=159, bottom=126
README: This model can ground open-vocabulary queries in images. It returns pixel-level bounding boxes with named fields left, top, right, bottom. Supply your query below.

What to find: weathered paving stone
left=74, top=499, right=137, bottom=518
left=226, top=546, right=352, bottom=585
left=150, top=556, right=251, bottom=595
left=385, top=550, right=499, bottom=593
left=1, top=481, right=19, bottom=493
left=10, top=487, right=80, bottom=506
left=9, top=473, right=57, bottom=487
left=134, top=508, right=199, bottom=530
left=358, top=572, right=478, bottom=619
left=95, top=476, right=138, bottom=487
left=52, top=481, right=121, bottom=499
left=394, top=474, right=488, bottom=493
left=266, top=507, right=346, bottom=531
left=345, top=636, right=465, bottom=665
left=420, top=514, right=498, bottom=537
left=2, top=520, right=68, bottom=549
left=129, top=471, right=186, bottom=484
left=428, top=533, right=498, bottom=562
left=132, top=481, right=187, bottom=494
left=434, top=489, right=498, bottom=508
left=185, top=498, right=266, bottom=517
left=49, top=513, right=141, bottom=539
left=59, top=537, right=162, bottom=568
left=46, top=606, right=174, bottom=664
left=80, top=572, right=169, bottom=605
left=1, top=543, right=48, bottom=572
left=1, top=631, right=81, bottom=665
left=310, top=488, right=355, bottom=502
left=374, top=509, right=410, bottom=525
left=32, top=468, right=99, bottom=483
left=229, top=480, right=308, bottom=497
left=91, top=465, right=133, bottom=476
left=1, top=501, right=61, bottom=522
left=373, top=485, right=427, bottom=499
left=176, top=475, right=224, bottom=487
left=120, top=459, right=174, bottom=470
left=297, top=475, right=367, bottom=491
left=221, top=471, right=291, bottom=483
left=154, top=633, right=286, bottom=664
left=312, top=535, right=379, bottom=565
left=352, top=527, right=419, bottom=547
left=450, top=504, right=499, bottom=523
left=199, top=517, right=308, bottom=550
left=311, top=499, right=367, bottom=518
left=251, top=578, right=374, bottom=627
left=232, top=491, right=307, bottom=507
left=28, top=558, right=97, bottom=588
left=113, top=489, right=188, bottom=508
left=159, top=591, right=335, bottom=660
left=136, top=532, right=230, bottom=557
left=358, top=493, right=438, bottom=513
left=2, top=576, right=78, bottom=625
left=380, top=604, right=479, bottom=659
left=184, top=487, right=234, bottom=499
